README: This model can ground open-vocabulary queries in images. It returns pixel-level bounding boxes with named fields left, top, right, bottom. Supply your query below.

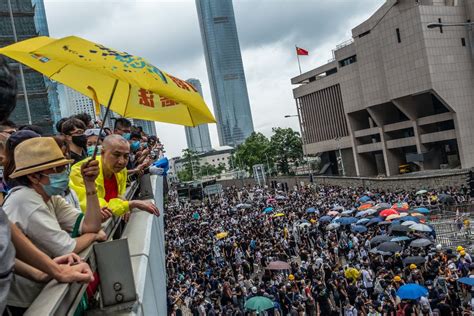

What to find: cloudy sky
left=43, top=0, right=384, bottom=157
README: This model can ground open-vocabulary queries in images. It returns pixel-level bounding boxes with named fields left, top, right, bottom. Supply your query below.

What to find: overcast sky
left=43, top=0, right=384, bottom=157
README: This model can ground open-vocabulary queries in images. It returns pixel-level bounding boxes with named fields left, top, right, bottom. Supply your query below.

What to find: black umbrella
left=370, top=235, right=392, bottom=246
left=410, top=238, right=432, bottom=248
left=377, top=241, right=402, bottom=253
left=377, top=221, right=392, bottom=226
left=403, top=256, right=426, bottom=265
left=390, top=224, right=410, bottom=233
left=438, top=194, right=455, bottom=205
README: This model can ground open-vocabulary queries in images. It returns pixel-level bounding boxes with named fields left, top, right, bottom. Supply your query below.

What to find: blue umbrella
left=319, top=216, right=332, bottom=223
left=399, top=216, right=420, bottom=223
left=263, top=207, right=274, bottom=214
left=359, top=196, right=371, bottom=203
left=366, top=217, right=383, bottom=226
left=351, top=225, right=368, bottom=233
left=357, top=218, right=370, bottom=225
left=306, top=207, right=317, bottom=213
left=458, top=277, right=474, bottom=286
left=391, top=220, right=402, bottom=225
left=391, top=236, right=411, bottom=242
left=355, top=211, right=368, bottom=218
left=415, top=207, right=430, bottom=214
left=336, top=217, right=358, bottom=225
left=396, top=284, right=428, bottom=300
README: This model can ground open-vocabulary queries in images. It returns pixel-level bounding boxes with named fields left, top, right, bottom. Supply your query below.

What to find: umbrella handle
left=92, top=79, right=119, bottom=160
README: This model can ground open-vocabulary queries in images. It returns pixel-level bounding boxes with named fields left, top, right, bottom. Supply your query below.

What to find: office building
left=134, top=119, right=157, bottom=136
left=291, top=0, right=474, bottom=177
left=196, top=0, right=254, bottom=147
left=185, top=79, right=212, bottom=153
left=61, top=85, right=96, bottom=119
left=0, top=0, right=55, bottom=133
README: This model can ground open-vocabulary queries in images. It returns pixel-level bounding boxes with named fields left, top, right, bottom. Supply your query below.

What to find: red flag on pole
left=296, top=47, right=309, bottom=56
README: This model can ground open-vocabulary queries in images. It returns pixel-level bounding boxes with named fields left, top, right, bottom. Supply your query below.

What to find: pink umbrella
left=266, top=198, right=276, bottom=204
left=380, top=209, right=399, bottom=217
left=266, top=261, right=291, bottom=270
left=327, top=211, right=339, bottom=216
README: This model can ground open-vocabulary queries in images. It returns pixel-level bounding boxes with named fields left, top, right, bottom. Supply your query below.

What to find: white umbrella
left=299, top=222, right=311, bottom=228
left=410, top=223, right=432, bottom=232
left=401, top=221, right=417, bottom=226
left=326, top=223, right=340, bottom=231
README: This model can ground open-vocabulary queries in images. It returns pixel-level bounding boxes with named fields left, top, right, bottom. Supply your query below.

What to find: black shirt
left=70, top=150, right=87, bottom=164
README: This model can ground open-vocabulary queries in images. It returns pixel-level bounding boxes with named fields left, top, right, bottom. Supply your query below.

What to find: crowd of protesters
left=166, top=183, right=474, bottom=315
left=0, top=57, right=162, bottom=315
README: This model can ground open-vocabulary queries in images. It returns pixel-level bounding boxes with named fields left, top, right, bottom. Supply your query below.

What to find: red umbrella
left=392, top=202, right=409, bottom=211
left=380, top=209, right=399, bottom=217
left=266, top=261, right=291, bottom=270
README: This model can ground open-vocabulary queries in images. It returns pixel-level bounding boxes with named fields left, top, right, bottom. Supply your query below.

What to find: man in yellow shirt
left=69, top=135, right=159, bottom=218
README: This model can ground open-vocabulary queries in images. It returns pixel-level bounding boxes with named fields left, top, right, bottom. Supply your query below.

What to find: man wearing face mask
left=113, top=117, right=132, bottom=140
left=61, top=118, right=88, bottom=164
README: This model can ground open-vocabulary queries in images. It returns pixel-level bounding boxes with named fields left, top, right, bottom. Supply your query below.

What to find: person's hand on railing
left=53, top=253, right=82, bottom=265
left=53, top=260, right=94, bottom=284
left=94, top=229, right=107, bottom=242
left=129, top=200, right=160, bottom=217
left=100, top=206, right=113, bottom=222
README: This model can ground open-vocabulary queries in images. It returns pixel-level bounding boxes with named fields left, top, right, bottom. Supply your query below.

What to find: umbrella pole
left=92, top=79, right=119, bottom=160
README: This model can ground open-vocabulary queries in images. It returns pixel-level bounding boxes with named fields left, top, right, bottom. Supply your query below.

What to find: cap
left=410, top=264, right=417, bottom=270
left=457, top=246, right=464, bottom=252
left=460, top=250, right=466, bottom=256
left=288, top=274, right=295, bottom=281
left=393, top=276, right=402, bottom=282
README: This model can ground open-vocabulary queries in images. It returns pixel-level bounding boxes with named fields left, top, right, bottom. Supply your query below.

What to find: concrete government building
left=292, top=0, right=474, bottom=177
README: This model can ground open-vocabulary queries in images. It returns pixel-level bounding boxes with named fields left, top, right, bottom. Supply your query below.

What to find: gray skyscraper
left=1, top=0, right=54, bottom=133
left=185, top=79, right=212, bottom=153
left=196, top=0, right=254, bottom=147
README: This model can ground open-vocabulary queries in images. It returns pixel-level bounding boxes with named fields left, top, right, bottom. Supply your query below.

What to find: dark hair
left=55, top=117, right=69, bottom=133
left=0, top=56, right=17, bottom=123
left=73, top=113, right=92, bottom=127
left=114, top=117, right=131, bottom=130
left=130, top=132, right=141, bottom=140
left=52, top=134, right=70, bottom=158
left=19, top=124, right=43, bottom=135
left=0, top=120, right=16, bottom=130
left=61, top=118, right=86, bottom=135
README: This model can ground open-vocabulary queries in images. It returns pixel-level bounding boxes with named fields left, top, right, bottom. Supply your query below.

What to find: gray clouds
left=44, top=0, right=384, bottom=157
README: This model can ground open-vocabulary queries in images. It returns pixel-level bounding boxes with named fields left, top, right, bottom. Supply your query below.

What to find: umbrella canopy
left=336, top=217, right=358, bottom=226
left=351, top=225, right=368, bottom=233
left=266, top=261, right=291, bottom=270
left=358, top=203, right=373, bottom=211
left=396, top=284, right=428, bottom=300
left=401, top=220, right=418, bottom=227
left=409, top=223, right=433, bottom=232
left=355, top=211, right=369, bottom=218
left=438, top=194, right=455, bottom=205
left=403, top=256, right=426, bottom=266
left=327, top=211, right=339, bottom=216
left=375, top=203, right=392, bottom=210
left=410, top=238, right=432, bottom=248
left=370, top=235, right=392, bottom=246
left=344, top=267, right=360, bottom=280
left=366, top=209, right=379, bottom=215
left=378, top=221, right=392, bottom=226
left=341, top=210, right=354, bottom=216
left=414, top=207, right=430, bottom=214
left=377, top=241, right=402, bottom=253
left=275, top=195, right=286, bottom=200
left=0, top=36, right=215, bottom=127
left=391, top=236, right=411, bottom=242
left=359, top=196, right=371, bottom=203
left=319, top=216, right=332, bottom=223
left=263, top=207, right=274, bottom=214
left=410, top=212, right=426, bottom=218
left=458, top=277, right=474, bottom=286
left=299, top=222, right=311, bottom=228
left=326, top=223, right=341, bottom=231
left=386, top=214, right=401, bottom=221
left=380, top=209, right=399, bottom=217
left=244, top=296, right=274, bottom=313
left=390, top=224, right=410, bottom=233
left=266, top=198, right=276, bottom=204
left=357, top=218, right=371, bottom=225
left=273, top=213, right=285, bottom=218
left=306, top=207, right=317, bottom=213
left=367, top=217, right=383, bottom=227
left=216, top=232, right=229, bottom=240
left=400, top=216, right=420, bottom=223
left=416, top=190, right=428, bottom=195
left=392, top=202, right=409, bottom=211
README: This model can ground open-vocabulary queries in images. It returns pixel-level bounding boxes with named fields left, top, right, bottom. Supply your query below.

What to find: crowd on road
left=166, top=183, right=474, bottom=316
left=0, top=57, right=162, bottom=316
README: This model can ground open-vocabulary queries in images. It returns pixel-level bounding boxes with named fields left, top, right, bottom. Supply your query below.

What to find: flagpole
left=296, top=45, right=302, bottom=74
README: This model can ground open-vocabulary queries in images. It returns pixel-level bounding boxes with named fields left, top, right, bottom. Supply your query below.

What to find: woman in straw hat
left=3, top=137, right=105, bottom=309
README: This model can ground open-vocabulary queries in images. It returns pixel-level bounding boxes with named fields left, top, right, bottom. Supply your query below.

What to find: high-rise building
left=185, top=79, right=212, bottom=153
left=195, top=0, right=254, bottom=147
left=0, top=0, right=55, bottom=134
left=31, top=0, right=62, bottom=128
left=134, top=119, right=157, bottom=136
left=62, top=86, right=96, bottom=119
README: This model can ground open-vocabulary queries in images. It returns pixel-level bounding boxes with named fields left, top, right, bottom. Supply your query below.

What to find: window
left=438, top=18, right=443, bottom=33
left=396, top=28, right=401, bottom=43
left=339, top=55, right=357, bottom=67
left=358, top=30, right=371, bottom=38
left=462, top=38, right=466, bottom=47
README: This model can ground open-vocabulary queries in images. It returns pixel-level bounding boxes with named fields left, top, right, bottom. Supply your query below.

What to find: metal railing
left=24, top=179, right=149, bottom=316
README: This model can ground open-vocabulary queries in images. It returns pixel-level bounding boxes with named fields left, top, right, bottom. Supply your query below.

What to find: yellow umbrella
left=344, top=267, right=360, bottom=281
left=273, top=213, right=285, bottom=217
left=0, top=36, right=216, bottom=127
left=215, top=232, right=228, bottom=240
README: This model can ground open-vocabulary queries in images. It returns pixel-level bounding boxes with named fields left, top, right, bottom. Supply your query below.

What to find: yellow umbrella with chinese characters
left=0, top=36, right=216, bottom=128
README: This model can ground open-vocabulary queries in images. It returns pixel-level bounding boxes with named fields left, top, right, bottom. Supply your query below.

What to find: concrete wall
left=218, top=169, right=470, bottom=192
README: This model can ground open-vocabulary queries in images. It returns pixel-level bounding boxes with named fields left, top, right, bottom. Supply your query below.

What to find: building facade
left=134, top=119, right=157, bottom=136
left=196, top=0, right=254, bottom=147
left=292, top=0, right=474, bottom=177
left=31, top=0, right=62, bottom=128
left=173, top=146, right=233, bottom=175
left=61, top=85, right=95, bottom=119
left=185, top=79, right=212, bottom=153
left=1, top=0, right=55, bottom=134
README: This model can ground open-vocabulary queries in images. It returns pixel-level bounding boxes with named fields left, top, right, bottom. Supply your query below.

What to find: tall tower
left=195, top=0, right=254, bottom=147
left=185, top=79, right=212, bottom=153
left=1, top=0, right=54, bottom=134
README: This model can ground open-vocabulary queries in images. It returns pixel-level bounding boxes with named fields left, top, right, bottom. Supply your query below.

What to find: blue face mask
left=130, top=141, right=140, bottom=151
left=143, top=143, right=148, bottom=148
left=87, top=145, right=102, bottom=157
left=122, top=133, right=131, bottom=140
left=41, top=170, right=70, bottom=196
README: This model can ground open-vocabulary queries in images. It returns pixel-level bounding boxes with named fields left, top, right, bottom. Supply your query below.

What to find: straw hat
left=10, top=137, right=73, bottom=178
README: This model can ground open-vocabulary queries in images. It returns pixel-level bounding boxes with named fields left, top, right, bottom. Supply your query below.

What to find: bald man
left=69, top=135, right=159, bottom=218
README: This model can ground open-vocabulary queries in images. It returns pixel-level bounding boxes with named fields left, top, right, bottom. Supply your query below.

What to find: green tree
left=269, top=127, right=303, bottom=175
left=216, top=162, right=227, bottom=174
left=234, top=132, right=273, bottom=174
left=177, top=169, right=193, bottom=182
left=182, top=148, right=200, bottom=180
left=200, top=162, right=218, bottom=177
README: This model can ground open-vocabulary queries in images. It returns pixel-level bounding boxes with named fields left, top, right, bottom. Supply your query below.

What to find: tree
left=216, top=162, right=227, bottom=174
left=200, top=162, right=218, bottom=177
left=181, top=148, right=200, bottom=180
left=269, top=127, right=303, bottom=175
left=233, top=132, right=273, bottom=174
left=177, top=169, right=193, bottom=182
